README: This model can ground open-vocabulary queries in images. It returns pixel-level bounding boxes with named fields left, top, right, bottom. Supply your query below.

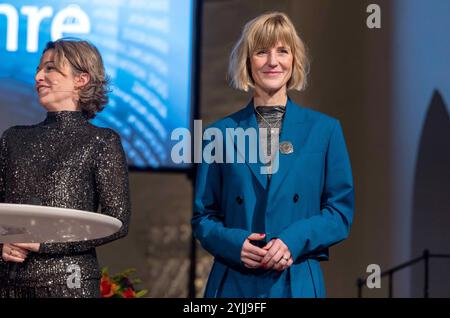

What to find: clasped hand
left=240, top=233, right=293, bottom=271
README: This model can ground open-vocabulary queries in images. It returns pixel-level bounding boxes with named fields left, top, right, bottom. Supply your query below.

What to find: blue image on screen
left=0, top=0, right=196, bottom=169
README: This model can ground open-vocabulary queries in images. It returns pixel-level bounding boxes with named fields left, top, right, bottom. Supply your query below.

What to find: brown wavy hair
left=43, top=38, right=110, bottom=119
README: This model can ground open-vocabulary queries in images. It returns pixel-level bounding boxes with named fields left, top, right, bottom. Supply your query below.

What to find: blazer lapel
left=267, top=99, right=307, bottom=199
left=227, top=100, right=267, bottom=190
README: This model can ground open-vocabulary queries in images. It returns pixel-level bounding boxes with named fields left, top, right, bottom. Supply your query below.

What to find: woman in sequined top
left=192, top=12, right=354, bottom=297
left=0, top=39, right=131, bottom=298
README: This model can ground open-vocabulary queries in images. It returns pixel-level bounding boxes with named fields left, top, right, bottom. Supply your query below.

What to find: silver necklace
left=254, top=107, right=284, bottom=134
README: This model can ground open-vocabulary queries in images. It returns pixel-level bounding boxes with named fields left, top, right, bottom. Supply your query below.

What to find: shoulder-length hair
left=43, top=38, right=110, bottom=119
left=228, top=12, right=309, bottom=92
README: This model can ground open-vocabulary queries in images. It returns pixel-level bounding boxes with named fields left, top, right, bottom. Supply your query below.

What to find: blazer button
left=293, top=194, right=300, bottom=203
left=236, top=196, right=244, bottom=205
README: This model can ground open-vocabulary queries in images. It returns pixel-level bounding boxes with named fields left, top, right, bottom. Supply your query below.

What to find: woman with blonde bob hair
left=0, top=39, right=130, bottom=298
left=229, top=11, right=309, bottom=92
left=193, top=12, right=354, bottom=297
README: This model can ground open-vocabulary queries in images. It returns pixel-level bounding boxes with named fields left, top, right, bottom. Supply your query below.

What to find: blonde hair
left=43, top=38, right=110, bottom=119
left=228, top=12, right=309, bottom=92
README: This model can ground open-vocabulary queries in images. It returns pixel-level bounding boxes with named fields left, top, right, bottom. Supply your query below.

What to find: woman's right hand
left=1, top=243, right=29, bottom=263
left=240, top=233, right=267, bottom=269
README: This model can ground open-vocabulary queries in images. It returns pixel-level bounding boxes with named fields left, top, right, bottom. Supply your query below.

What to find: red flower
left=122, top=287, right=136, bottom=298
left=100, top=267, right=147, bottom=298
left=100, top=275, right=118, bottom=298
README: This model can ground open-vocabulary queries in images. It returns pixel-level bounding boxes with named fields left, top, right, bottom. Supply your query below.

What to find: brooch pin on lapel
left=279, top=141, right=294, bottom=154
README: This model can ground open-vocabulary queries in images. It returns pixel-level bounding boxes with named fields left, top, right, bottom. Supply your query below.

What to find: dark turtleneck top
left=254, top=105, right=286, bottom=179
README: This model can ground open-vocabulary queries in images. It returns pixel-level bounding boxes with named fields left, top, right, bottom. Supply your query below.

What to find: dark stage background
left=1, top=0, right=448, bottom=297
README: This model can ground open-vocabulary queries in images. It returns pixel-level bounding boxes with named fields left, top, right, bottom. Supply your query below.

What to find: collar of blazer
left=226, top=97, right=309, bottom=192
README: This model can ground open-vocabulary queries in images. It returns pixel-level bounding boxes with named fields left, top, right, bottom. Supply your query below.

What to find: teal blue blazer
left=192, top=98, right=354, bottom=298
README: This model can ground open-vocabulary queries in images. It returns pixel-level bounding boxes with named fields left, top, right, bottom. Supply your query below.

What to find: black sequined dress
left=0, top=111, right=131, bottom=298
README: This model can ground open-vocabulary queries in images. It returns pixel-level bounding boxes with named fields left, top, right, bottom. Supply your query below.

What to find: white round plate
left=0, top=203, right=122, bottom=243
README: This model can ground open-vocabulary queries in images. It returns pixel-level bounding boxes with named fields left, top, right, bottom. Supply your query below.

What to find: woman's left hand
left=11, top=243, right=40, bottom=252
left=261, top=238, right=293, bottom=271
